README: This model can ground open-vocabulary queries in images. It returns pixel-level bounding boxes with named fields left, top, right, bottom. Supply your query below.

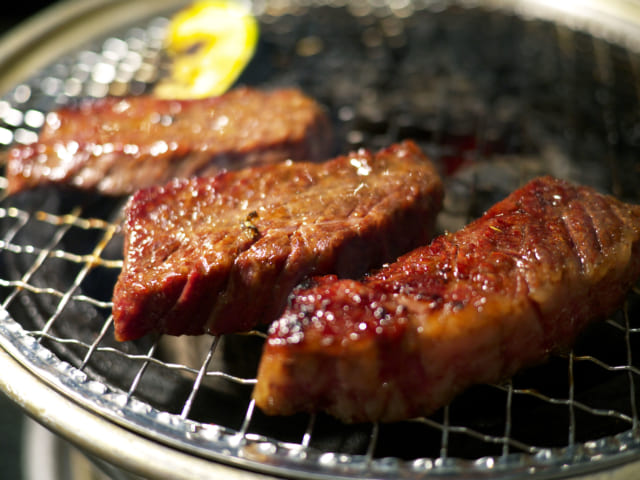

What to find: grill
left=1, top=0, right=640, bottom=478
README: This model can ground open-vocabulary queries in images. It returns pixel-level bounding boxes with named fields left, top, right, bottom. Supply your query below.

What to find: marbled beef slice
left=6, top=87, right=332, bottom=195
left=112, top=140, right=444, bottom=341
left=254, top=176, right=640, bottom=423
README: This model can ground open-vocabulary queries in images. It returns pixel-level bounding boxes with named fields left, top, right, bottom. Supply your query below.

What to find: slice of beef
left=253, top=176, right=640, bottom=423
left=112, top=141, right=444, bottom=341
left=5, top=87, right=332, bottom=196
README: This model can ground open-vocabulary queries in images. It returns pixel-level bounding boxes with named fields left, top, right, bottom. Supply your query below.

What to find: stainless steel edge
left=0, top=347, right=283, bottom=480
left=2, top=323, right=640, bottom=480
left=493, top=0, right=640, bottom=51
left=0, top=0, right=189, bottom=97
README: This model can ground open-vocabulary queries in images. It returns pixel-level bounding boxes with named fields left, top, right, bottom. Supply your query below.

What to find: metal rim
left=3, top=304, right=640, bottom=480
left=0, top=347, right=282, bottom=480
left=0, top=0, right=189, bottom=96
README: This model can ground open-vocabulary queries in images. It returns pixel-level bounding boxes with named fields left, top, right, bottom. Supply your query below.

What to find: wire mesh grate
left=1, top=1, right=640, bottom=478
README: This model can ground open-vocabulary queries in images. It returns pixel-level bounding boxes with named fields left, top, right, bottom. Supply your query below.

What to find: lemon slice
left=155, top=0, right=258, bottom=99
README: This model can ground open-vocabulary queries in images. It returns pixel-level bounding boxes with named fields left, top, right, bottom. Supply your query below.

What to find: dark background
left=0, top=4, right=61, bottom=480
left=1, top=1, right=60, bottom=31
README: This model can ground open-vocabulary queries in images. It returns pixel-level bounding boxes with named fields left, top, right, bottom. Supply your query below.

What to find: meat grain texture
left=112, top=141, right=443, bottom=341
left=254, top=176, right=640, bottom=423
left=5, top=87, right=332, bottom=196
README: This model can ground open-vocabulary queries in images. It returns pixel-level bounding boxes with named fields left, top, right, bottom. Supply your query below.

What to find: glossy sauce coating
left=6, top=87, right=332, bottom=195
left=254, top=176, right=640, bottom=423
left=112, top=141, right=443, bottom=341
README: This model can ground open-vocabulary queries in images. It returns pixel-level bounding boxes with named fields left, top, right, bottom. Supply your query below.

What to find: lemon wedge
left=155, top=0, right=258, bottom=99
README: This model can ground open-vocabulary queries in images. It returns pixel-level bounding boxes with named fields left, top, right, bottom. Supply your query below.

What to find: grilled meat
left=5, top=87, right=332, bottom=196
left=254, top=176, right=640, bottom=423
left=112, top=141, right=443, bottom=341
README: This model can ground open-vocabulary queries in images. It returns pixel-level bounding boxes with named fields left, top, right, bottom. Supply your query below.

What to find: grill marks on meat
left=5, top=88, right=332, bottom=196
left=112, top=141, right=444, bottom=341
left=253, top=176, right=640, bottom=423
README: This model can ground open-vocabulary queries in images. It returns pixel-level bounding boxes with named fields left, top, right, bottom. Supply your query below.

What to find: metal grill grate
left=1, top=1, right=640, bottom=478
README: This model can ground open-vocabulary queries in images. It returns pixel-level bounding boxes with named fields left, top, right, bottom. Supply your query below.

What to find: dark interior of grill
left=1, top=1, right=640, bottom=476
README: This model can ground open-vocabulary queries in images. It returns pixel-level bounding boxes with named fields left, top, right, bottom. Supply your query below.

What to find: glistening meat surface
left=5, top=87, right=331, bottom=196
left=253, top=176, right=640, bottom=423
left=112, top=141, right=443, bottom=341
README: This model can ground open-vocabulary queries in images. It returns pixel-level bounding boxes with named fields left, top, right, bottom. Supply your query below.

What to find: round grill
left=1, top=0, right=640, bottom=478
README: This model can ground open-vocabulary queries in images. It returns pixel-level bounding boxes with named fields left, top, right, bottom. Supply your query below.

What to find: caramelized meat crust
left=6, top=87, right=332, bottom=196
left=112, top=141, right=443, bottom=341
left=254, top=176, right=640, bottom=423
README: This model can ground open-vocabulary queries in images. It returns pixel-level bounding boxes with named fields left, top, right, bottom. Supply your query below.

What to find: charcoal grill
left=2, top=0, right=640, bottom=478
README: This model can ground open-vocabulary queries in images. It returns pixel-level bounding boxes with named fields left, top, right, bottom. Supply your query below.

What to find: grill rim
left=0, top=0, right=190, bottom=97
left=2, top=0, right=640, bottom=478
left=3, top=307, right=640, bottom=480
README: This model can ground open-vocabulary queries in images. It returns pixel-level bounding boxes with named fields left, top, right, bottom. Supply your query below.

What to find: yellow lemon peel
left=155, top=0, right=258, bottom=99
